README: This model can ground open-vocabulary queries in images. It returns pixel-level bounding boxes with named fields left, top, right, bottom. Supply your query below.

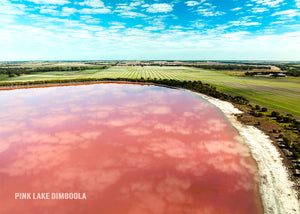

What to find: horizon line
left=1, top=60, right=300, bottom=63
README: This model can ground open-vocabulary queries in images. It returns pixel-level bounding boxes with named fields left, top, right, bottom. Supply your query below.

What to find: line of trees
left=190, top=64, right=271, bottom=71
left=0, top=66, right=109, bottom=77
left=146, top=78, right=249, bottom=104
left=0, top=76, right=249, bottom=105
left=275, top=64, right=300, bottom=77
left=116, top=63, right=271, bottom=70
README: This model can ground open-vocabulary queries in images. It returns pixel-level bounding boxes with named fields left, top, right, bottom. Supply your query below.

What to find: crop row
left=91, top=66, right=198, bottom=81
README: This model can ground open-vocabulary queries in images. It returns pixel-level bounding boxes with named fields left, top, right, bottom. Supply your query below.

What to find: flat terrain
left=1, top=65, right=300, bottom=118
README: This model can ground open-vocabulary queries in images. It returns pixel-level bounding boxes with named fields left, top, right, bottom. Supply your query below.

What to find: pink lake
left=0, top=83, right=263, bottom=214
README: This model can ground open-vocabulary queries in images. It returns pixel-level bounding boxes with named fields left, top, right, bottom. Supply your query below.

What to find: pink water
left=0, top=83, right=262, bottom=214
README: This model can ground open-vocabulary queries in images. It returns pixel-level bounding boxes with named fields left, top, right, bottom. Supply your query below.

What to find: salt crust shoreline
left=197, top=92, right=300, bottom=214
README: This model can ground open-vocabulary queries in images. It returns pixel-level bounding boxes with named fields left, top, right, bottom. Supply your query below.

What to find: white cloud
left=195, top=3, right=225, bottom=16
left=229, top=21, right=261, bottom=26
left=109, top=22, right=126, bottom=29
left=118, top=11, right=146, bottom=18
left=79, top=8, right=111, bottom=14
left=0, top=14, right=16, bottom=24
left=252, top=0, right=283, bottom=7
left=272, top=9, right=300, bottom=17
left=130, top=0, right=145, bottom=7
left=78, top=0, right=104, bottom=8
left=271, top=20, right=286, bottom=24
left=27, top=0, right=70, bottom=5
left=252, top=7, right=268, bottom=13
left=146, top=18, right=166, bottom=30
left=185, top=1, right=204, bottom=6
left=61, top=7, right=77, bottom=16
left=231, top=7, right=242, bottom=12
left=115, top=3, right=147, bottom=18
left=0, top=3, right=299, bottom=62
left=141, top=4, right=149, bottom=8
left=197, top=8, right=225, bottom=16
left=244, top=22, right=261, bottom=26
left=40, top=6, right=59, bottom=15
left=296, top=0, right=300, bottom=8
left=28, top=14, right=68, bottom=24
left=146, top=3, right=173, bottom=13
left=191, top=20, right=205, bottom=29
left=0, top=0, right=26, bottom=15
left=144, top=26, right=163, bottom=31
left=80, top=15, right=100, bottom=23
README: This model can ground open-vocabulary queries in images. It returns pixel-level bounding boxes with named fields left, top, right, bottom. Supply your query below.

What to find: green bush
left=261, top=107, right=267, bottom=112
left=271, top=111, right=280, bottom=117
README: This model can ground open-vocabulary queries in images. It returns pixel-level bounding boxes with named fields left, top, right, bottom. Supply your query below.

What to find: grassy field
left=1, top=66, right=300, bottom=118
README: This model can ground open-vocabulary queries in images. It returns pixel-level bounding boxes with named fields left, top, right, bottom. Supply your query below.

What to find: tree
left=271, top=111, right=280, bottom=117
left=257, top=112, right=263, bottom=117
left=276, top=115, right=283, bottom=121
left=7, top=71, right=14, bottom=77
left=261, top=107, right=267, bottom=112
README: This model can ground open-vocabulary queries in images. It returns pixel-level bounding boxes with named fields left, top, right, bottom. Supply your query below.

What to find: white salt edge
left=196, top=92, right=300, bottom=214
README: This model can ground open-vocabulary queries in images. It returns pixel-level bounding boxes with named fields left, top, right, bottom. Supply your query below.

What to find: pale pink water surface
left=0, top=83, right=262, bottom=214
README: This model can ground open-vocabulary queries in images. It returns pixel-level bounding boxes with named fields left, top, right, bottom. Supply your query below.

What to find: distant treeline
left=0, top=66, right=109, bottom=77
left=0, top=76, right=249, bottom=105
left=117, top=63, right=271, bottom=70
left=276, top=64, right=300, bottom=77
left=190, top=64, right=271, bottom=70
left=141, top=78, right=250, bottom=105
left=214, top=61, right=269, bottom=65
left=85, top=62, right=118, bottom=66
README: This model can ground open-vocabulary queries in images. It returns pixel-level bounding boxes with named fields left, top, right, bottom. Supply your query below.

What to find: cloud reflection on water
left=0, top=83, right=261, bottom=214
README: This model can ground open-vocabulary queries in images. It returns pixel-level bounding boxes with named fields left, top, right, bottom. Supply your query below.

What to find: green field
left=2, top=66, right=300, bottom=118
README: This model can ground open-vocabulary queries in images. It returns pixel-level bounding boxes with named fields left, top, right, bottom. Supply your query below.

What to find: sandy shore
left=199, top=93, right=300, bottom=214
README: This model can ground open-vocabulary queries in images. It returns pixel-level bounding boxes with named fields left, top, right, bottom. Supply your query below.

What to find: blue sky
left=0, top=0, right=299, bottom=61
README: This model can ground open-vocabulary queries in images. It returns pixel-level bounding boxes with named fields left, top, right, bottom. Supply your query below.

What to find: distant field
left=1, top=66, right=300, bottom=118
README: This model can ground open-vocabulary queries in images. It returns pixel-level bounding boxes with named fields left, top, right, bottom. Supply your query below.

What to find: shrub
left=271, top=111, right=280, bottom=117
left=276, top=115, right=283, bottom=121
left=283, top=136, right=290, bottom=143
left=294, top=151, right=300, bottom=159
left=261, top=107, right=267, bottom=112
left=283, top=116, right=292, bottom=123
left=257, top=112, right=263, bottom=117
